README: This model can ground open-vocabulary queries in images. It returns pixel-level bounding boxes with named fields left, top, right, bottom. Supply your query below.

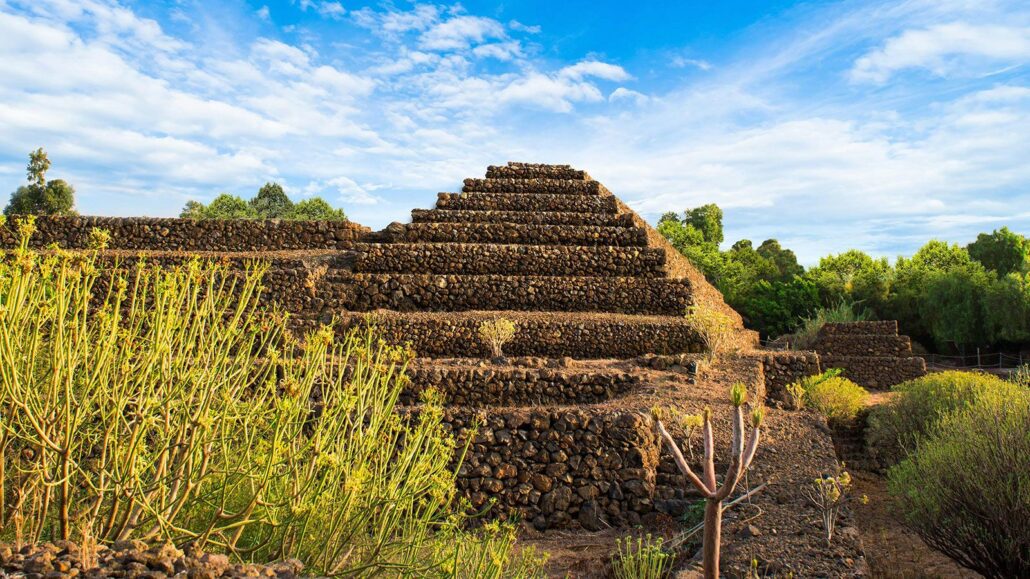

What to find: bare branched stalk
left=653, top=383, right=763, bottom=579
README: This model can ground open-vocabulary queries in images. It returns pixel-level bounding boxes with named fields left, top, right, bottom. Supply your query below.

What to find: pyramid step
left=437, top=192, right=617, bottom=213
left=411, top=209, right=634, bottom=227
left=403, top=361, right=639, bottom=407
left=463, top=178, right=601, bottom=196
left=304, top=311, right=703, bottom=358
left=401, top=222, right=647, bottom=246
left=819, top=355, right=927, bottom=389
left=353, top=243, right=666, bottom=277
left=333, top=273, right=692, bottom=315
left=814, top=334, right=912, bottom=357
left=445, top=406, right=659, bottom=530
left=485, top=163, right=589, bottom=180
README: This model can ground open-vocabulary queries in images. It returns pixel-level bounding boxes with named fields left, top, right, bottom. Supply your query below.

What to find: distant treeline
left=2, top=148, right=348, bottom=222
left=659, top=205, right=1030, bottom=352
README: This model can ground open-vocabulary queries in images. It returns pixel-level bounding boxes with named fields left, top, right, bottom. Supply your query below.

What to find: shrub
left=612, top=534, right=675, bottom=579
left=684, top=303, right=736, bottom=363
left=0, top=222, right=540, bottom=576
left=478, top=318, right=517, bottom=358
left=788, top=300, right=868, bottom=350
left=867, top=370, right=1023, bottom=465
left=1012, top=363, right=1030, bottom=388
left=803, top=374, right=868, bottom=421
left=804, top=470, right=852, bottom=545
left=888, top=391, right=1030, bottom=578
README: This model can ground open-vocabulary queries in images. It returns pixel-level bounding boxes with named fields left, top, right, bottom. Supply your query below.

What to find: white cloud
left=851, top=23, right=1030, bottom=83
left=418, top=15, right=506, bottom=51
left=472, top=41, right=523, bottom=61
left=317, top=2, right=345, bottom=20
left=509, top=20, right=541, bottom=34
left=609, top=87, right=649, bottom=106
left=671, top=57, right=712, bottom=70
left=559, top=60, right=631, bottom=82
left=353, top=4, right=440, bottom=36
left=256, top=5, right=270, bottom=22
left=2, top=0, right=1029, bottom=262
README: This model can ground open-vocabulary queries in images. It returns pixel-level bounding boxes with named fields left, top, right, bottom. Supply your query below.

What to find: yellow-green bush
left=867, top=370, right=1025, bottom=466
left=0, top=218, right=541, bottom=577
left=888, top=390, right=1030, bottom=578
left=791, top=371, right=868, bottom=421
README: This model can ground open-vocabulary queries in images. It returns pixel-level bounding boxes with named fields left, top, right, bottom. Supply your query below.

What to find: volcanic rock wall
left=814, top=321, right=926, bottom=388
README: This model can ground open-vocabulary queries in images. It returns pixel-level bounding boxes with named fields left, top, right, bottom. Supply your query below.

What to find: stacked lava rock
left=813, top=321, right=926, bottom=388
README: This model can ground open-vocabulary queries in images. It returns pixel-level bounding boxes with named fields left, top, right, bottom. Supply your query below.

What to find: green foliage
left=288, top=197, right=348, bottom=221
left=657, top=203, right=1030, bottom=350
left=4, top=149, right=76, bottom=216
left=1012, top=364, right=1030, bottom=388
left=684, top=204, right=724, bottom=246
left=737, top=277, right=820, bottom=338
left=794, top=371, right=868, bottom=421
left=249, top=182, right=293, bottom=218
left=612, top=534, right=675, bottom=579
left=788, top=301, right=869, bottom=350
left=967, top=227, right=1030, bottom=275
left=0, top=223, right=540, bottom=576
left=887, top=391, right=1030, bottom=578
left=181, top=183, right=347, bottom=221
left=867, top=371, right=1023, bottom=466
left=203, top=193, right=255, bottom=218
left=179, top=199, right=206, bottom=219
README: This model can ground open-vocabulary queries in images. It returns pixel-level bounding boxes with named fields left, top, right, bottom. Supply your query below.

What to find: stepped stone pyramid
left=814, top=321, right=926, bottom=388
left=329, top=161, right=755, bottom=357
left=1, top=162, right=763, bottom=532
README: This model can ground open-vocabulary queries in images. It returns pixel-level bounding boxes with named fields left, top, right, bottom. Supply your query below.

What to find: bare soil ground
left=851, top=470, right=979, bottom=579
left=518, top=354, right=865, bottom=578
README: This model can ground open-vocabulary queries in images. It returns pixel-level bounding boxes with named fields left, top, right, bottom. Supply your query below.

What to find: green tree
left=203, top=193, right=255, bottom=219
left=179, top=200, right=206, bottom=219
left=806, top=250, right=892, bottom=314
left=4, top=148, right=76, bottom=216
left=756, top=239, right=803, bottom=282
left=982, top=273, right=1030, bottom=344
left=288, top=197, right=348, bottom=221
left=967, top=227, right=1029, bottom=275
left=920, top=265, right=992, bottom=349
left=738, top=277, right=820, bottom=337
left=684, top=204, right=724, bottom=245
left=249, top=182, right=294, bottom=218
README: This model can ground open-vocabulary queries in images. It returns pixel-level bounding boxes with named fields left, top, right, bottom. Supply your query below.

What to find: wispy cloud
left=851, top=23, right=1030, bottom=83
left=0, top=0, right=1028, bottom=261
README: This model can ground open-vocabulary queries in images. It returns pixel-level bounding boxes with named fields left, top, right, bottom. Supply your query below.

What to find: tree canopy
left=658, top=203, right=1030, bottom=352
left=4, top=148, right=76, bottom=216
left=181, top=183, right=347, bottom=221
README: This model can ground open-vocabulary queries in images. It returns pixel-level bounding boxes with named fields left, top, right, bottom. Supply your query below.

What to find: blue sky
left=1, top=0, right=1028, bottom=263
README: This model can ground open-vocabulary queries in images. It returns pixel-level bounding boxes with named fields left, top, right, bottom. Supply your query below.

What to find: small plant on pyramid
left=478, top=317, right=518, bottom=358
left=684, top=303, right=735, bottom=366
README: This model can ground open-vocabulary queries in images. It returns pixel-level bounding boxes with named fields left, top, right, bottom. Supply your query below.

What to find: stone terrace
left=1, top=164, right=862, bottom=575
left=814, top=321, right=926, bottom=388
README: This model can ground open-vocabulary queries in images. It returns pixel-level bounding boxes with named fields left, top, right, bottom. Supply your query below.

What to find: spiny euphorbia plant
left=652, top=383, right=763, bottom=579
left=0, top=217, right=546, bottom=576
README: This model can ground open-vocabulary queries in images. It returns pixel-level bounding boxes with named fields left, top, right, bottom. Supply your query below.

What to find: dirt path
left=845, top=392, right=980, bottom=578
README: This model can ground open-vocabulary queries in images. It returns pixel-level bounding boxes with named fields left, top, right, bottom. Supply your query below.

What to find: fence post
left=977, top=348, right=981, bottom=367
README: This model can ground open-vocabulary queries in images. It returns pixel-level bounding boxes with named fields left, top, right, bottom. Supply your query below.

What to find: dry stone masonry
left=0, top=162, right=756, bottom=532
left=814, top=321, right=926, bottom=388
